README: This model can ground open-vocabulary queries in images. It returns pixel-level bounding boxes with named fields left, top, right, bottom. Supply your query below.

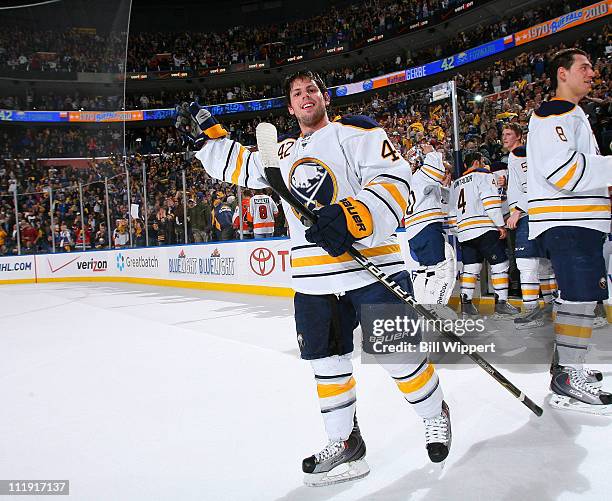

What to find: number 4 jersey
left=448, top=167, right=504, bottom=242
left=194, top=115, right=412, bottom=294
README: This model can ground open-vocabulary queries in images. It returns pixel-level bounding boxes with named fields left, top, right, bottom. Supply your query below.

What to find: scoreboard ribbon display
left=1, top=1, right=609, bottom=123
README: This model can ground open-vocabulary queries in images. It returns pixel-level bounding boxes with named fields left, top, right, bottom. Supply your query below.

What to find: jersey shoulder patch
left=336, top=114, right=380, bottom=130
left=534, top=100, right=575, bottom=118
left=512, top=145, right=526, bottom=158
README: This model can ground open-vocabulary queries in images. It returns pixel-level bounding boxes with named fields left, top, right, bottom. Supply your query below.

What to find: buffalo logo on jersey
left=288, top=157, right=338, bottom=225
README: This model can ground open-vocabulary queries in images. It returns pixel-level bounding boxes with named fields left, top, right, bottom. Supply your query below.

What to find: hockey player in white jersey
left=527, top=48, right=612, bottom=414
left=503, top=123, right=557, bottom=329
left=175, top=71, right=451, bottom=485
left=405, top=140, right=456, bottom=307
left=248, top=190, right=278, bottom=238
left=448, top=151, right=519, bottom=318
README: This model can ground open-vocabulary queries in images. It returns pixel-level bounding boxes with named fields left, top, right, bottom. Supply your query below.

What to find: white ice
left=1, top=282, right=611, bottom=501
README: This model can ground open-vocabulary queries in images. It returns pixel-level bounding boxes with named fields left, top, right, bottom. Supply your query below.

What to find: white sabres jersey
left=448, top=167, right=504, bottom=242
left=404, top=151, right=447, bottom=240
left=249, top=194, right=278, bottom=235
left=506, top=145, right=528, bottom=218
left=527, top=99, right=611, bottom=239
left=195, top=115, right=411, bottom=294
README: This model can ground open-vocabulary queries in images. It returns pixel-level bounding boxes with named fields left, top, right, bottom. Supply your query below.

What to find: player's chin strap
left=255, top=122, right=543, bottom=418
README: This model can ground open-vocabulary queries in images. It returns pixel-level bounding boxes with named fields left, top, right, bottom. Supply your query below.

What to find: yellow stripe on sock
left=396, top=363, right=435, bottom=394
left=317, top=376, right=356, bottom=398
left=554, top=323, right=593, bottom=339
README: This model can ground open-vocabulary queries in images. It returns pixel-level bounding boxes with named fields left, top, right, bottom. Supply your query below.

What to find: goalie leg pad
left=412, top=242, right=456, bottom=305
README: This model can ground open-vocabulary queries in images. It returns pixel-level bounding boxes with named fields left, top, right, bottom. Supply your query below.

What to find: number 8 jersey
left=448, top=167, right=505, bottom=242
left=248, top=193, right=279, bottom=235
left=526, top=99, right=611, bottom=239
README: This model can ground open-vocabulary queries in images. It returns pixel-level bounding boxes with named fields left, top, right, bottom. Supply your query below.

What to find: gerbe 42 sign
left=249, top=247, right=289, bottom=276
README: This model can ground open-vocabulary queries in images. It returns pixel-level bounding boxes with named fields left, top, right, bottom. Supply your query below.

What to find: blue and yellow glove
left=304, top=198, right=373, bottom=257
left=174, top=101, right=228, bottom=149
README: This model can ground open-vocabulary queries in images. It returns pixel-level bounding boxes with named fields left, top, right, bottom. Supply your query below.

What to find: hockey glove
left=174, top=101, right=228, bottom=149
left=304, top=198, right=373, bottom=257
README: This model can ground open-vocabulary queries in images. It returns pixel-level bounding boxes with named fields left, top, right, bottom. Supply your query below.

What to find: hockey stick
left=255, top=122, right=543, bottom=417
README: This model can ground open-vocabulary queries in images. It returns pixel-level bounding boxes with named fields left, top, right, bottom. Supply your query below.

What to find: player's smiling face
left=564, top=54, right=595, bottom=97
left=287, top=77, right=330, bottom=131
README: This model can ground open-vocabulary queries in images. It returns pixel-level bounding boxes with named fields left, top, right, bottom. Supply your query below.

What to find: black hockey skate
left=460, top=295, right=479, bottom=317
left=549, top=366, right=612, bottom=415
left=514, top=306, right=545, bottom=330
left=302, top=417, right=369, bottom=486
left=550, top=364, right=603, bottom=388
left=492, top=298, right=520, bottom=320
left=423, top=400, right=452, bottom=463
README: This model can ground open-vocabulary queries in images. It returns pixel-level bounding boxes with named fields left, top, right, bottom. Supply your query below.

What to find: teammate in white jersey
left=503, top=123, right=557, bottom=329
left=448, top=151, right=519, bottom=318
left=248, top=190, right=278, bottom=238
left=175, top=71, right=451, bottom=484
left=405, top=140, right=456, bottom=307
left=527, top=48, right=612, bottom=414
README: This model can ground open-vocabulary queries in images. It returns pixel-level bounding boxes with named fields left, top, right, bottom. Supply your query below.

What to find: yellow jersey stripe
left=231, top=146, right=247, bottom=185
left=483, top=199, right=502, bottom=207
left=553, top=161, right=578, bottom=189
left=396, top=363, right=435, bottom=394
left=458, top=218, right=494, bottom=228
left=529, top=204, right=610, bottom=215
left=406, top=211, right=446, bottom=225
left=422, top=166, right=444, bottom=180
left=317, top=376, right=356, bottom=398
left=367, top=182, right=407, bottom=211
left=292, top=244, right=400, bottom=268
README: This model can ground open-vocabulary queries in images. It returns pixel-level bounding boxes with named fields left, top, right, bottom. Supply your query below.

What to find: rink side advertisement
left=3, top=239, right=294, bottom=296
left=0, top=256, right=36, bottom=284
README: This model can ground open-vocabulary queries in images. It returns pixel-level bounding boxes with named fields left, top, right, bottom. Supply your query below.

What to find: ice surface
left=1, top=283, right=611, bottom=500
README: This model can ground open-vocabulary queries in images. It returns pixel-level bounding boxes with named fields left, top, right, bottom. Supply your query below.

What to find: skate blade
left=492, top=313, right=519, bottom=321
left=514, top=319, right=545, bottom=330
left=304, top=458, right=370, bottom=487
left=592, top=318, right=609, bottom=330
left=549, top=394, right=612, bottom=416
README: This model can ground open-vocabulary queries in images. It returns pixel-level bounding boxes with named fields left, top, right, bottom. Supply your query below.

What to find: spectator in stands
left=58, top=223, right=74, bottom=252
left=94, top=222, right=109, bottom=249
left=188, top=197, right=209, bottom=243
left=212, top=198, right=234, bottom=241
